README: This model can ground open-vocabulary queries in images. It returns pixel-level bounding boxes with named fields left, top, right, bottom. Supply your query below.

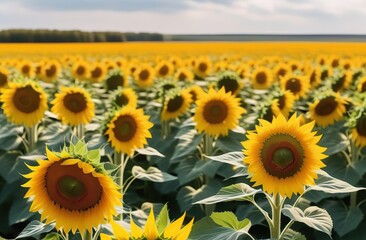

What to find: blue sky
left=0, top=0, right=365, bottom=34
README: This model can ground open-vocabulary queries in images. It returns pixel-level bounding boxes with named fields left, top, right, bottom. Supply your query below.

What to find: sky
left=0, top=0, right=365, bottom=34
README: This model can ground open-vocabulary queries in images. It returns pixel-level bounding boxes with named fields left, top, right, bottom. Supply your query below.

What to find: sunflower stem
left=350, top=141, right=359, bottom=209
left=270, top=194, right=282, bottom=240
left=26, top=124, right=38, bottom=152
left=114, top=151, right=125, bottom=220
left=162, top=120, right=170, bottom=139
left=82, top=231, right=92, bottom=240
left=202, top=133, right=215, bottom=215
left=75, top=124, right=85, bottom=139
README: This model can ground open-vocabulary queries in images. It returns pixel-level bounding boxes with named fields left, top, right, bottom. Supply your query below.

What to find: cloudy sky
left=0, top=0, right=365, bottom=34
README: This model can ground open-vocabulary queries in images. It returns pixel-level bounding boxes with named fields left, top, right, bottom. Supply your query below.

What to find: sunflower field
left=0, top=42, right=366, bottom=240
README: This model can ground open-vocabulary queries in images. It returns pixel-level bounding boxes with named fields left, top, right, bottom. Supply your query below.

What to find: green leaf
left=9, top=198, right=35, bottom=225
left=132, top=166, right=177, bottom=182
left=282, top=205, right=333, bottom=237
left=86, top=149, right=101, bottom=163
left=16, top=220, right=55, bottom=239
left=323, top=153, right=361, bottom=185
left=189, top=216, right=251, bottom=240
left=156, top=204, right=170, bottom=234
left=75, top=140, right=87, bottom=156
left=210, top=212, right=251, bottom=232
left=216, top=130, right=245, bottom=153
left=135, top=147, right=165, bottom=158
left=205, top=151, right=246, bottom=168
left=318, top=127, right=348, bottom=155
left=171, top=130, right=203, bottom=162
left=309, top=170, right=366, bottom=194
left=194, top=183, right=261, bottom=205
left=282, top=228, right=306, bottom=240
left=42, top=232, right=61, bottom=240
left=322, top=200, right=363, bottom=237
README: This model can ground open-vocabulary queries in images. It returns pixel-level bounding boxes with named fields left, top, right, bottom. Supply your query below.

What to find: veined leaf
left=205, top=151, right=246, bottom=168
left=132, top=166, right=177, bottom=182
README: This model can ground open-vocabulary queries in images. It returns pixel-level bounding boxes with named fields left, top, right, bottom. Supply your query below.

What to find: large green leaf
left=321, top=200, right=363, bottom=237
left=323, top=153, right=361, bottom=185
left=282, top=228, right=306, bottom=240
left=210, top=212, right=251, bottom=232
left=9, top=198, right=35, bottom=225
left=282, top=205, right=333, bottom=237
left=309, top=170, right=366, bottom=194
left=15, top=220, right=55, bottom=239
left=132, top=166, right=177, bottom=182
left=189, top=215, right=251, bottom=240
left=318, top=127, right=348, bottom=156
left=194, top=183, right=261, bottom=205
left=216, top=129, right=245, bottom=153
left=205, top=151, right=246, bottom=168
left=135, top=146, right=165, bottom=158
left=171, top=127, right=203, bottom=163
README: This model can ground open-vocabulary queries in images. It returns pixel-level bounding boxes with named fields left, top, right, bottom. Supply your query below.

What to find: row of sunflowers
left=0, top=52, right=366, bottom=240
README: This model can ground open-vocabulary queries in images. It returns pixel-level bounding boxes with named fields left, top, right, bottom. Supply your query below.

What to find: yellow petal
left=175, top=218, right=194, bottom=240
left=144, top=208, right=159, bottom=240
left=100, top=233, right=112, bottom=240
left=130, top=217, right=144, bottom=239
left=164, top=212, right=186, bottom=238
left=110, top=220, right=130, bottom=240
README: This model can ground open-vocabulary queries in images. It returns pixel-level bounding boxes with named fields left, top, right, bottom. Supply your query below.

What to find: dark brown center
left=218, top=78, right=239, bottom=94
left=167, top=95, right=184, bottom=112
left=198, top=63, right=208, bottom=72
left=76, top=66, right=85, bottom=76
left=310, top=71, right=316, bottom=84
left=63, top=92, right=87, bottom=113
left=22, top=65, right=30, bottom=74
left=332, top=75, right=346, bottom=92
left=112, top=115, right=137, bottom=142
left=260, top=134, right=304, bottom=178
left=139, top=69, right=150, bottom=81
left=314, top=96, right=338, bottom=116
left=115, top=94, right=129, bottom=107
left=106, top=75, right=124, bottom=91
left=356, top=115, right=366, bottom=136
left=277, top=68, right=287, bottom=78
left=0, top=72, right=7, bottom=87
left=45, top=65, right=57, bottom=78
left=278, top=95, right=286, bottom=110
left=361, top=82, right=366, bottom=93
left=285, top=78, right=301, bottom=94
left=203, top=100, right=228, bottom=124
left=331, top=59, right=339, bottom=68
left=178, top=73, right=187, bottom=81
left=159, top=65, right=169, bottom=76
left=45, top=160, right=102, bottom=211
left=91, top=67, right=102, bottom=78
left=256, top=72, right=267, bottom=84
left=13, top=85, right=41, bottom=113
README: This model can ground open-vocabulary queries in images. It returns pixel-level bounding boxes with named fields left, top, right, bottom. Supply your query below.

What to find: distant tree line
left=0, top=29, right=164, bottom=42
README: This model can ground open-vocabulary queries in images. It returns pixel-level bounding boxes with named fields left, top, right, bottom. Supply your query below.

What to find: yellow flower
left=71, top=60, right=90, bottom=80
left=0, top=66, right=9, bottom=88
left=251, top=67, right=273, bottom=90
left=106, top=107, right=153, bottom=156
left=89, top=62, right=107, bottom=83
left=309, top=92, right=348, bottom=127
left=273, top=63, right=291, bottom=82
left=272, top=90, right=295, bottom=118
left=332, top=71, right=352, bottom=92
left=111, top=88, right=138, bottom=109
left=105, top=69, right=129, bottom=91
left=242, top=114, right=327, bottom=197
left=155, top=60, right=174, bottom=78
left=101, top=208, right=194, bottom=240
left=22, top=145, right=122, bottom=234
left=51, top=86, right=95, bottom=126
left=174, top=67, right=194, bottom=82
left=17, top=60, right=35, bottom=78
left=350, top=115, right=366, bottom=148
left=161, top=89, right=192, bottom=121
left=0, top=81, right=47, bottom=127
left=357, top=76, right=366, bottom=93
left=134, top=63, right=155, bottom=88
left=280, top=74, right=309, bottom=99
left=194, top=87, right=245, bottom=137
left=194, top=57, right=212, bottom=79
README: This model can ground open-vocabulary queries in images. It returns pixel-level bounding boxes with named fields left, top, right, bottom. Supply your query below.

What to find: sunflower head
left=155, top=60, right=174, bottom=78
left=105, top=68, right=129, bottom=91
left=346, top=102, right=366, bottom=148
left=194, top=57, right=212, bottom=79
left=280, top=74, right=309, bottom=100
left=194, top=87, right=246, bottom=137
left=357, top=76, right=366, bottom=93
left=134, top=63, right=155, bottom=88
left=109, top=87, right=138, bottom=110
left=105, top=106, right=153, bottom=156
left=51, top=86, right=95, bottom=126
left=0, top=67, right=9, bottom=88
left=188, top=85, right=205, bottom=103
left=217, top=70, right=241, bottom=95
left=72, top=60, right=90, bottom=80
left=89, top=62, right=107, bottom=83
left=0, top=80, right=48, bottom=127
left=22, top=139, right=122, bottom=234
left=273, top=63, right=291, bottom=82
left=174, top=67, right=194, bottom=82
left=251, top=67, right=273, bottom=90
left=41, top=60, right=61, bottom=83
left=101, top=205, right=194, bottom=240
left=161, top=88, right=192, bottom=121
left=17, top=61, right=35, bottom=78
left=309, top=89, right=348, bottom=127
left=331, top=70, right=352, bottom=92
left=242, top=114, right=327, bottom=197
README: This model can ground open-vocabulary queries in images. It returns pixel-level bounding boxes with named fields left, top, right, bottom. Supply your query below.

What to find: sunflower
left=134, top=63, right=155, bottom=88
left=155, top=61, right=174, bottom=78
left=217, top=71, right=241, bottom=95
left=188, top=85, right=205, bottom=103
left=194, top=57, right=212, bottom=79
left=51, top=86, right=95, bottom=126
left=328, top=55, right=340, bottom=68
left=331, top=71, right=352, bottom=92
left=357, top=76, right=366, bottom=93
left=194, top=87, right=245, bottom=137
left=169, top=55, right=183, bottom=68
left=272, top=90, right=295, bottom=118
left=41, top=60, right=61, bottom=83
left=251, top=67, right=273, bottom=90
left=174, top=67, right=194, bottom=82
left=100, top=208, right=194, bottom=240
left=89, top=62, right=107, bottom=83
left=287, top=60, right=302, bottom=72
left=273, top=63, right=291, bottom=81
left=308, top=67, right=322, bottom=87
left=280, top=74, right=309, bottom=99
left=0, top=67, right=9, bottom=88
left=71, top=60, right=90, bottom=80
left=236, top=64, right=250, bottom=79
left=309, top=91, right=348, bottom=127
left=350, top=114, right=366, bottom=148
left=242, top=114, right=327, bottom=197
left=214, top=61, right=228, bottom=73
left=110, top=88, right=138, bottom=109
left=161, top=89, right=192, bottom=121
left=105, top=69, right=129, bottom=91
left=22, top=142, right=122, bottom=234
left=0, top=81, right=47, bottom=127
left=17, top=60, right=35, bottom=78
left=114, top=57, right=128, bottom=69
left=106, top=107, right=153, bottom=156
